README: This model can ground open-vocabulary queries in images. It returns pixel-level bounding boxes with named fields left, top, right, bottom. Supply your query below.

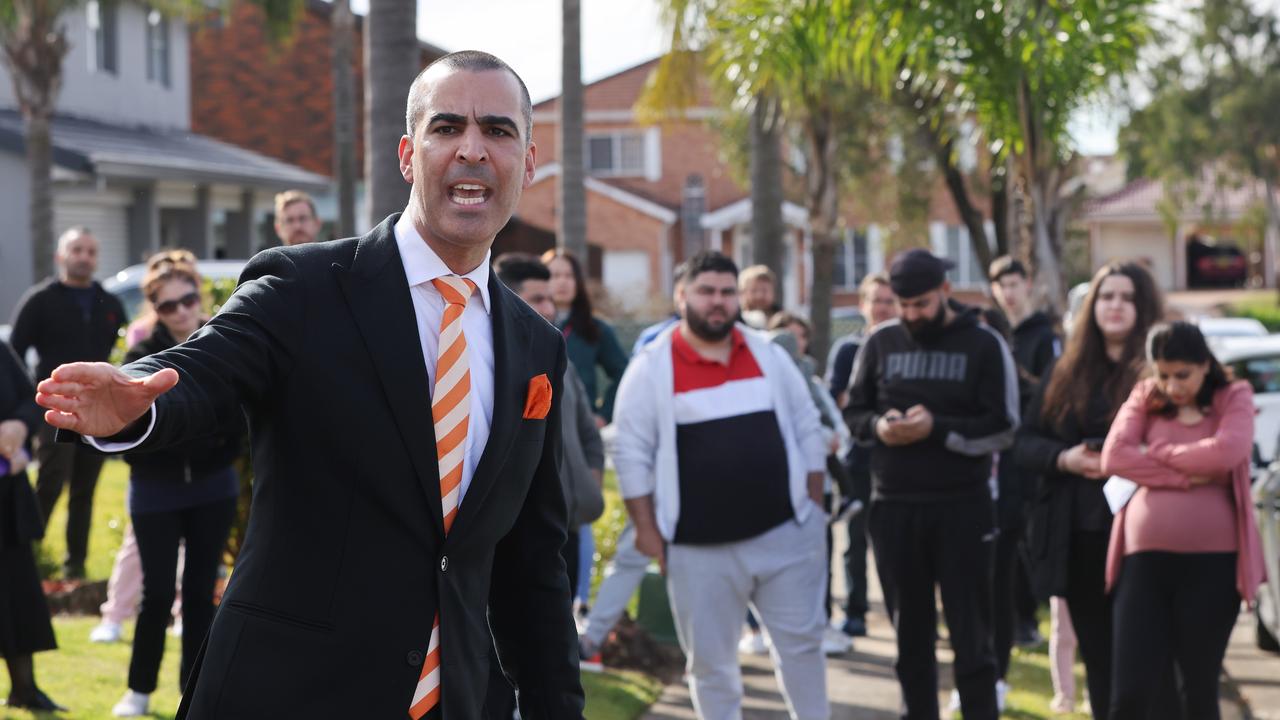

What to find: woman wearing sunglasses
left=111, top=260, right=242, bottom=717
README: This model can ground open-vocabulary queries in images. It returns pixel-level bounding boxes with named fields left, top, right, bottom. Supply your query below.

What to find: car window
left=1230, top=356, right=1280, bottom=394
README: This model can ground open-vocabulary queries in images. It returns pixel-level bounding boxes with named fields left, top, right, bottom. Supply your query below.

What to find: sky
left=346, top=0, right=1280, bottom=157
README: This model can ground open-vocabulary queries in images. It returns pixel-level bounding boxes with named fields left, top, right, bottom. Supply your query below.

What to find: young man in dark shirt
left=845, top=248, right=1019, bottom=720
left=824, top=272, right=897, bottom=639
left=9, top=227, right=126, bottom=578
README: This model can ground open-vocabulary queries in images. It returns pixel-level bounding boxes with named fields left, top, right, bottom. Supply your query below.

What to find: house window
left=87, top=0, right=118, bottom=75
left=586, top=131, right=650, bottom=177
left=834, top=228, right=870, bottom=290
left=943, top=225, right=984, bottom=287
left=146, top=9, right=170, bottom=87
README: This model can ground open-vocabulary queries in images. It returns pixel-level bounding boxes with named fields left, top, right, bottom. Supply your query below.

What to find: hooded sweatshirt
left=844, top=302, right=1020, bottom=502
left=1011, top=311, right=1060, bottom=378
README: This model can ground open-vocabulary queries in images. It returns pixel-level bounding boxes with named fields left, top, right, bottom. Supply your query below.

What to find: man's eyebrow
left=476, top=114, right=520, bottom=136
left=426, top=112, right=521, bottom=138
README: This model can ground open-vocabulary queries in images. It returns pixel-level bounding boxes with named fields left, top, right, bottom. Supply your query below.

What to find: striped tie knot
left=431, top=276, right=476, bottom=307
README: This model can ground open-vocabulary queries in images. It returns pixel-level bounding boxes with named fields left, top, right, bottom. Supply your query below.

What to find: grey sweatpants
left=666, top=510, right=830, bottom=720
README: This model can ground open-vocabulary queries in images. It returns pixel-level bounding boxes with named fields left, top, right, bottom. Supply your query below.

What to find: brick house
left=511, top=56, right=997, bottom=317
left=187, top=0, right=446, bottom=232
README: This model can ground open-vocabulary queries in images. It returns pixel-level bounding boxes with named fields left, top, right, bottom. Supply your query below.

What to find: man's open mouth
left=450, top=183, right=491, bottom=206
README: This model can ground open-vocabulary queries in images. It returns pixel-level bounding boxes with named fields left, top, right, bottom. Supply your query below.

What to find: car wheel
left=1258, top=608, right=1280, bottom=653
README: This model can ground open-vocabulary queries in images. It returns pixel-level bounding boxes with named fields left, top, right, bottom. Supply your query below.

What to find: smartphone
left=1083, top=437, right=1105, bottom=452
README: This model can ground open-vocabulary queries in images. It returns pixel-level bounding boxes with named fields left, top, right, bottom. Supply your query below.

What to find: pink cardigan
left=1100, top=379, right=1267, bottom=604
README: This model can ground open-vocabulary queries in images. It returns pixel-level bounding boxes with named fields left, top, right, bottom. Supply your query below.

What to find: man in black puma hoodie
left=844, top=248, right=1019, bottom=720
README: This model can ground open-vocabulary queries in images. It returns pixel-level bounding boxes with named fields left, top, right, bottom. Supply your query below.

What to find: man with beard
left=844, top=248, right=1019, bottom=720
left=272, top=190, right=324, bottom=246
left=613, top=251, right=830, bottom=720
left=9, top=226, right=125, bottom=579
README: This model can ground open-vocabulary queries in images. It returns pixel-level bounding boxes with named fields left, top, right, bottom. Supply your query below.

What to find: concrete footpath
left=641, top=517, right=1278, bottom=719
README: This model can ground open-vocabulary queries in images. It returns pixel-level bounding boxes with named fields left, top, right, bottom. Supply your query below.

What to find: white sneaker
left=821, top=627, right=851, bottom=655
left=112, top=690, right=150, bottom=717
left=947, top=688, right=961, bottom=713
left=996, top=679, right=1010, bottom=712
left=738, top=630, right=768, bottom=655
left=90, top=621, right=123, bottom=643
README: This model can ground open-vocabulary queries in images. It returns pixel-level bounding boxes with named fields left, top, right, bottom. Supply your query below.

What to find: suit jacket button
left=440, top=555, right=449, bottom=572
left=406, top=650, right=423, bottom=667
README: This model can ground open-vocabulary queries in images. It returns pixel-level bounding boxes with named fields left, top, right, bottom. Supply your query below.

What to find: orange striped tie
left=409, top=275, right=476, bottom=719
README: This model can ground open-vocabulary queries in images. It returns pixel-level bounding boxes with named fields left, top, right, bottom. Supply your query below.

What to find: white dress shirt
left=89, top=211, right=497, bottom=508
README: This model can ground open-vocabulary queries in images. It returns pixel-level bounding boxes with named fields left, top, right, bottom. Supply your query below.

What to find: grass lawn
left=11, top=461, right=660, bottom=719
left=1002, top=624, right=1091, bottom=719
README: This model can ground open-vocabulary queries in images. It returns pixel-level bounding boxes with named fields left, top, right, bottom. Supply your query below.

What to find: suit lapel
left=451, top=275, right=529, bottom=536
left=335, top=215, right=444, bottom=537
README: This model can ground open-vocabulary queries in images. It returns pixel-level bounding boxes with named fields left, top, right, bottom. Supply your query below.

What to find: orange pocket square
left=523, top=373, right=553, bottom=420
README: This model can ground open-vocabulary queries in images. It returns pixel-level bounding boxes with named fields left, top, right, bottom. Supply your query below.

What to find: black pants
left=1064, top=531, right=1115, bottom=720
left=992, top=520, right=1022, bottom=680
left=869, top=497, right=998, bottom=720
left=842, top=470, right=872, bottom=621
left=1110, top=552, right=1239, bottom=720
left=128, top=498, right=235, bottom=694
left=34, top=424, right=105, bottom=571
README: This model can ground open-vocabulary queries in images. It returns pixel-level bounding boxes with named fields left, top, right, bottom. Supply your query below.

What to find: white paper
left=1103, top=475, right=1139, bottom=514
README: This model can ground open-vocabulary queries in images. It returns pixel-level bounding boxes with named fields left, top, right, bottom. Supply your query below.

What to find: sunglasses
left=155, top=292, right=200, bottom=316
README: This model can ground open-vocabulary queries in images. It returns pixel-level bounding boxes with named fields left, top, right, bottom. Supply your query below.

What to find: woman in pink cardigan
left=1101, top=321, right=1267, bottom=719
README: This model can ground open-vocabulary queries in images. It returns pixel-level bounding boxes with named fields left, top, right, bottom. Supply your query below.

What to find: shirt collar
left=672, top=325, right=747, bottom=365
left=394, top=211, right=492, bottom=314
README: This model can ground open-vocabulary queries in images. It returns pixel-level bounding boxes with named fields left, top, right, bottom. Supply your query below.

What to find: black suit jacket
left=118, top=215, right=583, bottom=718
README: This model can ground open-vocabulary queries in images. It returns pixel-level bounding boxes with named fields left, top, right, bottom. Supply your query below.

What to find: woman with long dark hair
left=0, top=341, right=63, bottom=711
left=1013, top=261, right=1162, bottom=718
left=1101, top=322, right=1266, bottom=719
left=111, top=262, right=241, bottom=717
left=541, top=250, right=629, bottom=424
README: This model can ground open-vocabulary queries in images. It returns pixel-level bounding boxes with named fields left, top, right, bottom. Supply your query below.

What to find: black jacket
left=844, top=303, right=1020, bottom=501
left=0, top=342, right=43, bottom=543
left=122, top=324, right=242, bottom=485
left=1012, top=357, right=1117, bottom=599
left=1011, top=312, right=1059, bottom=380
left=9, top=278, right=126, bottom=383
left=107, top=216, right=583, bottom=719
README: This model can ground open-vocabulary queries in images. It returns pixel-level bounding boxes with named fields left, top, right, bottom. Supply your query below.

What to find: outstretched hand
left=35, top=363, right=179, bottom=438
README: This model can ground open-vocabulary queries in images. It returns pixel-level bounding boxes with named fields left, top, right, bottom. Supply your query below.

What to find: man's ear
left=523, top=141, right=537, bottom=189
left=398, top=135, right=414, bottom=183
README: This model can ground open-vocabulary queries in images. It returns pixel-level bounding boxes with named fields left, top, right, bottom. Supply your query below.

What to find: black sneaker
left=841, top=616, right=867, bottom=638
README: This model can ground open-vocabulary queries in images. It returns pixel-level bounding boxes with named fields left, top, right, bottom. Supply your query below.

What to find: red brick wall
left=189, top=3, right=441, bottom=178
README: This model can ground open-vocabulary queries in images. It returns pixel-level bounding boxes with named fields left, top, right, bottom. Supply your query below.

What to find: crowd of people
left=0, top=48, right=1269, bottom=720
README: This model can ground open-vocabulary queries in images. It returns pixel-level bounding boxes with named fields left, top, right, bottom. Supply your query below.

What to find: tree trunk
left=1027, top=180, right=1065, bottom=315
left=557, top=0, right=587, bottom=260
left=26, top=107, right=54, bottom=280
left=935, top=137, right=995, bottom=273
left=2, top=1, right=68, bottom=282
left=750, top=93, right=785, bottom=285
left=991, top=161, right=1010, bottom=257
left=331, top=0, right=357, bottom=238
left=805, top=107, right=840, bottom=373
left=363, top=0, right=418, bottom=223
left=1263, top=176, right=1280, bottom=297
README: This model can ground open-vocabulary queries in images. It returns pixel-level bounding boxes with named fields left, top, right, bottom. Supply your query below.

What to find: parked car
left=1255, top=461, right=1280, bottom=652
left=1187, top=237, right=1248, bottom=288
left=1212, top=335, right=1280, bottom=651
left=104, top=259, right=247, bottom=320
left=1215, top=336, right=1280, bottom=464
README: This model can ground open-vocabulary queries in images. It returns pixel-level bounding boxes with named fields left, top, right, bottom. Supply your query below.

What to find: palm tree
left=364, top=0, right=418, bottom=223
left=330, top=0, right=357, bottom=237
left=557, top=0, right=587, bottom=259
